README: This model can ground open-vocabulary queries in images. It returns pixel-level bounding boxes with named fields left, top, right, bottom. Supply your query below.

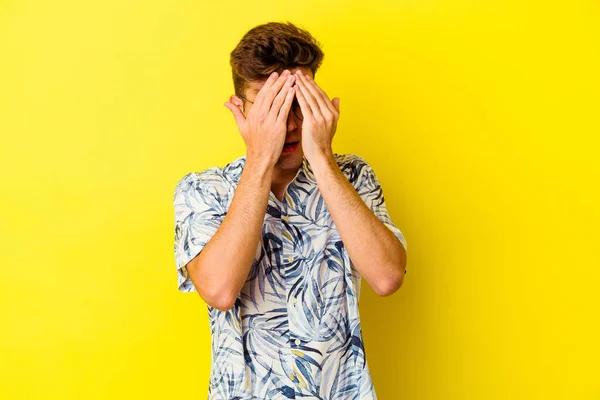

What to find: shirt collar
left=233, top=154, right=316, bottom=187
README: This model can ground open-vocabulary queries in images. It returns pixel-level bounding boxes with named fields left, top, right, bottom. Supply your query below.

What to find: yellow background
left=1, top=0, right=599, bottom=399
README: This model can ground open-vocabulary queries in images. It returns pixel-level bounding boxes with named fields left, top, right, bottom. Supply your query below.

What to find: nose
left=286, top=109, right=298, bottom=131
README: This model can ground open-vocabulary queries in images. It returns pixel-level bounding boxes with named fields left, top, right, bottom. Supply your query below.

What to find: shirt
left=173, top=152, right=407, bottom=400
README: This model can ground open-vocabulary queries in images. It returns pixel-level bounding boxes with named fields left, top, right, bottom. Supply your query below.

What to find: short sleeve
left=355, top=156, right=408, bottom=256
left=173, top=170, right=229, bottom=292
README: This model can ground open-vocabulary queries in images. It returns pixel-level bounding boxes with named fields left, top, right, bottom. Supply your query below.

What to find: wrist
left=308, top=149, right=336, bottom=173
left=245, top=154, right=274, bottom=176
left=309, top=147, right=334, bottom=164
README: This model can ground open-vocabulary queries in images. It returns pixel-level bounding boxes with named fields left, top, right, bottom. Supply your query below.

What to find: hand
left=224, top=70, right=297, bottom=168
left=293, top=71, right=340, bottom=163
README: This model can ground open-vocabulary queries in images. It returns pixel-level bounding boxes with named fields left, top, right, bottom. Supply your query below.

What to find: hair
left=229, top=21, right=325, bottom=98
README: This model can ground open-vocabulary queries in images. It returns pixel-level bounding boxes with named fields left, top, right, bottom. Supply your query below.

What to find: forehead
left=245, top=66, right=314, bottom=97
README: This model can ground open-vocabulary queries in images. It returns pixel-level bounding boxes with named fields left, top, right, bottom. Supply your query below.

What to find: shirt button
left=291, top=297, right=297, bottom=304
left=294, top=338, right=301, bottom=346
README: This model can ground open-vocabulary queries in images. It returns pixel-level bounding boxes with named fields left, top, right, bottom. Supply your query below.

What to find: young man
left=173, top=21, right=407, bottom=400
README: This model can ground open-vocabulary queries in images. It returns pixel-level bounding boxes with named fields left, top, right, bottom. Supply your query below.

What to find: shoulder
left=173, top=168, right=225, bottom=198
left=173, top=155, right=245, bottom=204
left=173, top=169, right=234, bottom=214
left=333, top=153, right=372, bottom=184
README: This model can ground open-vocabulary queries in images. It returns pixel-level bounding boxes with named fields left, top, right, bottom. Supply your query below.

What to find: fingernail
left=271, top=71, right=278, bottom=79
left=283, top=69, right=290, bottom=75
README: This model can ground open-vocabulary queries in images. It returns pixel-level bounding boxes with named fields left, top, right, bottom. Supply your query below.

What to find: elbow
left=188, top=257, right=239, bottom=312
left=204, top=295, right=237, bottom=311
left=376, top=247, right=408, bottom=297
left=374, top=268, right=405, bottom=297
left=201, top=286, right=239, bottom=312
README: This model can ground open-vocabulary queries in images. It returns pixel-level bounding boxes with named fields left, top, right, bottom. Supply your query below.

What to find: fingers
left=224, top=101, right=245, bottom=129
left=295, top=72, right=338, bottom=118
left=276, top=86, right=296, bottom=124
left=255, top=70, right=292, bottom=111
left=252, top=71, right=279, bottom=109
left=293, top=73, right=321, bottom=117
left=304, top=74, right=339, bottom=116
left=270, top=74, right=296, bottom=120
left=293, top=81, right=313, bottom=120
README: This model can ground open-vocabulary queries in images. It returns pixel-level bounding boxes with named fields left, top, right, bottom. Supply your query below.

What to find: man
left=173, top=21, right=408, bottom=400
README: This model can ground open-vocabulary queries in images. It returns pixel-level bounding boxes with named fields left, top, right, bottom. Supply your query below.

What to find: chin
left=277, top=150, right=303, bottom=168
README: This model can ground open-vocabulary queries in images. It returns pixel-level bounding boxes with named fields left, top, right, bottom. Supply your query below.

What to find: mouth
left=282, top=141, right=300, bottom=153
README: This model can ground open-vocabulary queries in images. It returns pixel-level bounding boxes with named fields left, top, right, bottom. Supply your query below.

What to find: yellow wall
left=1, top=0, right=598, bottom=399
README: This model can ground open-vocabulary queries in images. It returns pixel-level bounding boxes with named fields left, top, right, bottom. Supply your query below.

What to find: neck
left=271, top=164, right=300, bottom=186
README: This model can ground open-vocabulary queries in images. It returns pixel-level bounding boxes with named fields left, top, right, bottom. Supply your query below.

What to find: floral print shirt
left=173, top=153, right=407, bottom=400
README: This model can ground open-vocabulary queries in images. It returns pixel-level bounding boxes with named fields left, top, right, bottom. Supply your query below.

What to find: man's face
left=241, top=66, right=313, bottom=170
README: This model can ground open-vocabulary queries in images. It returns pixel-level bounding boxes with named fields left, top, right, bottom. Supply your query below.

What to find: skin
left=187, top=67, right=407, bottom=311
left=188, top=70, right=301, bottom=310
left=290, top=70, right=407, bottom=297
left=242, top=69, right=408, bottom=296
left=226, top=66, right=313, bottom=200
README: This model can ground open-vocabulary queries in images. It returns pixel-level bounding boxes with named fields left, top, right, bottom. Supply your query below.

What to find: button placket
left=282, top=195, right=304, bottom=395
left=282, top=204, right=296, bottom=263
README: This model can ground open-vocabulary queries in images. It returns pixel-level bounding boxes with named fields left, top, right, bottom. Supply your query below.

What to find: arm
left=310, top=153, right=407, bottom=296
left=186, top=157, right=273, bottom=311
left=184, top=69, right=297, bottom=310
left=291, top=70, right=407, bottom=296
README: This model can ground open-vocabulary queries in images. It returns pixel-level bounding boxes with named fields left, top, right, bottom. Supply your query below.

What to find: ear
left=224, top=95, right=246, bottom=129
left=230, top=95, right=244, bottom=109
left=332, top=97, right=340, bottom=114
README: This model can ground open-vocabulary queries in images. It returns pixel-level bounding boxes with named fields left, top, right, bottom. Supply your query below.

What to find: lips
left=282, top=141, right=300, bottom=153
left=285, top=140, right=300, bottom=145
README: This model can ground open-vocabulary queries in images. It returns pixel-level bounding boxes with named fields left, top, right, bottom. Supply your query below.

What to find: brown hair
left=229, top=21, right=325, bottom=98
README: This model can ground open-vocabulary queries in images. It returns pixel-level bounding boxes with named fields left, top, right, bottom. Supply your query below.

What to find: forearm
left=189, top=156, right=273, bottom=310
left=310, top=152, right=407, bottom=296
